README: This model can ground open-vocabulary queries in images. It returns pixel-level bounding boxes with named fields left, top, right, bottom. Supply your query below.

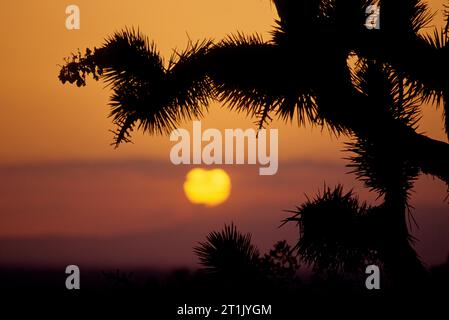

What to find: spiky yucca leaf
left=346, top=137, right=420, bottom=202
left=348, top=60, right=421, bottom=201
left=419, top=28, right=449, bottom=139
left=194, top=224, right=260, bottom=276
left=352, top=60, right=421, bottom=128
left=209, top=33, right=320, bottom=129
left=284, top=185, right=380, bottom=273
left=59, top=28, right=213, bottom=146
left=380, top=0, right=434, bottom=34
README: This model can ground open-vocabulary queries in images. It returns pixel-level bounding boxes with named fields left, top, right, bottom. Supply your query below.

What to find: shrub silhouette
left=194, top=223, right=260, bottom=277
left=194, top=224, right=299, bottom=289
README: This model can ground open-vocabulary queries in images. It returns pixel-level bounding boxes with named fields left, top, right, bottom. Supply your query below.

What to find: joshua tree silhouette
left=59, top=0, right=449, bottom=287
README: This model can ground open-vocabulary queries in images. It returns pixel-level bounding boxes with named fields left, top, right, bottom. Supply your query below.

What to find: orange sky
left=0, top=0, right=447, bottom=165
left=0, top=1, right=448, bottom=268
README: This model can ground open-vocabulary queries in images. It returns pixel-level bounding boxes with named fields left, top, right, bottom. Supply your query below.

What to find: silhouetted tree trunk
left=381, top=190, right=429, bottom=289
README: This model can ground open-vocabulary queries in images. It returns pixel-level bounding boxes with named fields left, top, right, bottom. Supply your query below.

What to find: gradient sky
left=0, top=0, right=448, bottom=269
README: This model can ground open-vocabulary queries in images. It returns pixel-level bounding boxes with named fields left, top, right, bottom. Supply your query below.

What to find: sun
left=183, top=168, right=231, bottom=207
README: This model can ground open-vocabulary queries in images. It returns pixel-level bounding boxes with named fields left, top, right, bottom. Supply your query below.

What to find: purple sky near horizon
left=0, top=158, right=447, bottom=269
